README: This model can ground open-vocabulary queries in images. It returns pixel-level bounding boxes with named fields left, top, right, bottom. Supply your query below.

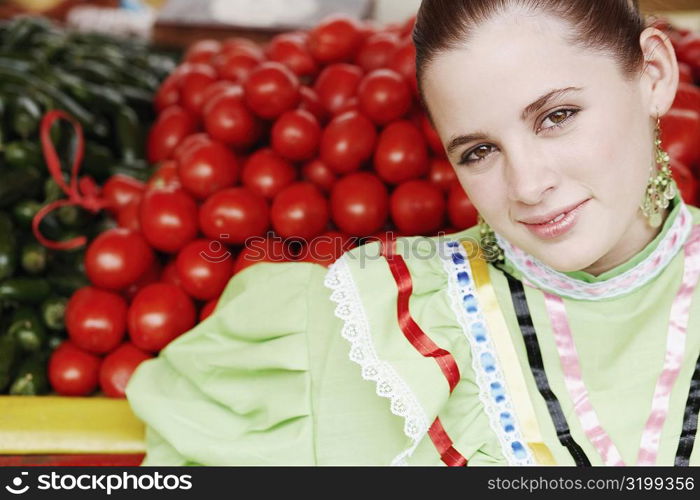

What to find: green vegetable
left=8, top=306, right=46, bottom=352
left=9, top=351, right=49, bottom=395
left=0, top=165, right=42, bottom=208
left=0, top=334, right=19, bottom=392
left=0, top=277, right=51, bottom=304
left=11, top=199, right=42, bottom=229
left=20, top=240, right=49, bottom=275
left=41, top=295, right=68, bottom=331
left=0, top=212, right=17, bottom=281
left=10, top=95, right=41, bottom=139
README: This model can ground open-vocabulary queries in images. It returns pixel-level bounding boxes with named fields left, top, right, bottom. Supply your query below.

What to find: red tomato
left=48, top=341, right=101, bottom=396
left=271, top=109, right=321, bottom=161
left=213, top=43, right=264, bottom=83
left=661, top=109, right=700, bottom=169
left=241, top=148, right=297, bottom=199
left=320, top=110, right=376, bottom=173
left=66, top=286, right=128, bottom=354
left=271, top=182, right=329, bottom=240
left=221, top=37, right=264, bottom=57
left=297, top=230, right=355, bottom=267
left=147, top=105, right=197, bottom=163
left=299, top=85, right=328, bottom=123
left=244, top=62, right=300, bottom=119
left=177, top=140, right=239, bottom=199
left=147, top=160, right=181, bottom=191
left=200, top=80, right=241, bottom=105
left=447, top=183, right=479, bottom=230
left=178, top=63, right=218, bottom=115
left=357, top=69, right=411, bottom=125
left=266, top=32, right=318, bottom=77
left=390, top=180, right=446, bottom=235
left=99, top=342, right=153, bottom=398
left=419, top=113, right=445, bottom=156
left=355, top=32, right=400, bottom=71
left=308, top=15, right=363, bottom=64
left=85, top=228, right=155, bottom=290
left=102, top=174, right=145, bottom=213
left=313, top=63, right=363, bottom=114
left=679, top=62, right=693, bottom=84
left=330, top=172, right=389, bottom=236
left=203, top=88, right=262, bottom=149
left=676, top=33, right=700, bottom=68
left=672, top=83, right=700, bottom=114
left=388, top=38, right=418, bottom=95
left=128, top=283, right=196, bottom=352
left=374, top=120, right=429, bottom=184
left=160, top=259, right=183, bottom=288
left=233, top=237, right=296, bottom=274
left=185, top=39, right=221, bottom=64
left=172, top=133, right=212, bottom=163
left=199, top=187, right=270, bottom=245
left=123, top=261, right=161, bottom=301
left=139, top=188, right=199, bottom=253
left=176, top=239, right=234, bottom=301
left=154, top=72, right=181, bottom=112
left=117, top=199, right=141, bottom=232
left=199, top=299, right=219, bottom=322
left=429, top=158, right=458, bottom=192
left=301, top=158, right=337, bottom=193
left=673, top=158, right=698, bottom=205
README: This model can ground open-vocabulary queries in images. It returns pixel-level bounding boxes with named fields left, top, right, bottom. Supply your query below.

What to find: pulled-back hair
left=413, top=0, right=646, bottom=98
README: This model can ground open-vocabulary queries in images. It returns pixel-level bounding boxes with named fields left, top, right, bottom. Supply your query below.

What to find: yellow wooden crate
left=0, top=396, right=145, bottom=455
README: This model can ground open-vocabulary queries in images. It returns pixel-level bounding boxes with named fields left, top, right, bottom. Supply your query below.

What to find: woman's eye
left=540, top=108, right=579, bottom=131
left=459, top=144, right=496, bottom=165
left=458, top=108, right=579, bottom=166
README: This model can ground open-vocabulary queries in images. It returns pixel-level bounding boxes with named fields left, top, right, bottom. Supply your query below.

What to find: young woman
left=126, top=0, right=699, bottom=466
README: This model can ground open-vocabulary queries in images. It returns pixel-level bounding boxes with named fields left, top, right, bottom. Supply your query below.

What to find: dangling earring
left=640, top=114, right=675, bottom=228
left=478, top=214, right=505, bottom=264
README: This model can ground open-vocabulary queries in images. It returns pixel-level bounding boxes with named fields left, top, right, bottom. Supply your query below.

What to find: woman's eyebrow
left=445, top=86, right=584, bottom=155
left=521, top=86, right=583, bottom=120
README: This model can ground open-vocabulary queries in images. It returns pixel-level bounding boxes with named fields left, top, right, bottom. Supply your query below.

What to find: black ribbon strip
left=499, top=269, right=592, bottom=466
left=675, top=350, right=700, bottom=466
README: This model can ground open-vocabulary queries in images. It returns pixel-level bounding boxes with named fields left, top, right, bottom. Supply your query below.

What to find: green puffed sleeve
left=126, top=261, right=330, bottom=466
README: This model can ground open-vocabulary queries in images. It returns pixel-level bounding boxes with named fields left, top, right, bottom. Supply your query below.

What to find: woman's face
left=423, top=9, right=672, bottom=273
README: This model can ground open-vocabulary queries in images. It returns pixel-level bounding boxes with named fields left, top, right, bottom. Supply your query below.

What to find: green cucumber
left=0, top=278, right=51, bottom=304
left=0, top=165, right=42, bottom=208
left=0, top=212, right=17, bottom=281
left=9, top=351, right=49, bottom=395
left=11, top=200, right=42, bottom=229
left=46, top=270, right=89, bottom=296
left=8, top=306, right=46, bottom=352
left=10, top=95, right=42, bottom=140
left=20, top=240, right=49, bottom=275
left=3, top=141, right=43, bottom=168
left=40, top=295, right=68, bottom=331
left=0, top=334, right=18, bottom=392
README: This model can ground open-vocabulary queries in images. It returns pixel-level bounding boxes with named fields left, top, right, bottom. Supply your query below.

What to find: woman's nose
left=504, top=145, right=559, bottom=205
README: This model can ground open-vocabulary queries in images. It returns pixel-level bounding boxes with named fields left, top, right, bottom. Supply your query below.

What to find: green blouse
left=125, top=190, right=700, bottom=466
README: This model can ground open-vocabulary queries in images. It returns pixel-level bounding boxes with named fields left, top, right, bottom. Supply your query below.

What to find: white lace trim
left=324, top=256, right=430, bottom=466
left=439, top=241, right=534, bottom=465
left=495, top=200, right=692, bottom=301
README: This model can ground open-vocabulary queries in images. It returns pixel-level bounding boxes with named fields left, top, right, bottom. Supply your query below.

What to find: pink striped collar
left=494, top=200, right=693, bottom=301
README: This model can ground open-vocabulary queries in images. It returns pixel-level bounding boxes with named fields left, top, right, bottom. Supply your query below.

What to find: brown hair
left=413, top=0, right=647, bottom=99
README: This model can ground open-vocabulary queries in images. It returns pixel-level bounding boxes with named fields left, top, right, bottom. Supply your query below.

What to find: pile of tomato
left=47, top=15, right=700, bottom=398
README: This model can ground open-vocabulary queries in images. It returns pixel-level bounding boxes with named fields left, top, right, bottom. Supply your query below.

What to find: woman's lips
left=520, top=199, right=590, bottom=240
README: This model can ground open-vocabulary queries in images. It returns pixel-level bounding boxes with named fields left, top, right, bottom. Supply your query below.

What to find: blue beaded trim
left=442, top=240, right=534, bottom=465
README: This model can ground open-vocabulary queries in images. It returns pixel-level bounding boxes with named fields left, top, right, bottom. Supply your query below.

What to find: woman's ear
left=639, top=26, right=679, bottom=117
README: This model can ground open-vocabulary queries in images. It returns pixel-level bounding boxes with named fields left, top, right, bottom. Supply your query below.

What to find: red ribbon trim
left=380, top=236, right=467, bottom=466
left=381, top=237, right=461, bottom=392
left=429, top=418, right=468, bottom=467
left=32, top=110, right=108, bottom=250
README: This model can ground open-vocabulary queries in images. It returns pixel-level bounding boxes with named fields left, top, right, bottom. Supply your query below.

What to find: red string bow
left=32, top=110, right=109, bottom=250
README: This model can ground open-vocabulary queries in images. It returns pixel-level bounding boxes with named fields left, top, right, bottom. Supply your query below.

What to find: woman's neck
left=580, top=206, right=671, bottom=277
